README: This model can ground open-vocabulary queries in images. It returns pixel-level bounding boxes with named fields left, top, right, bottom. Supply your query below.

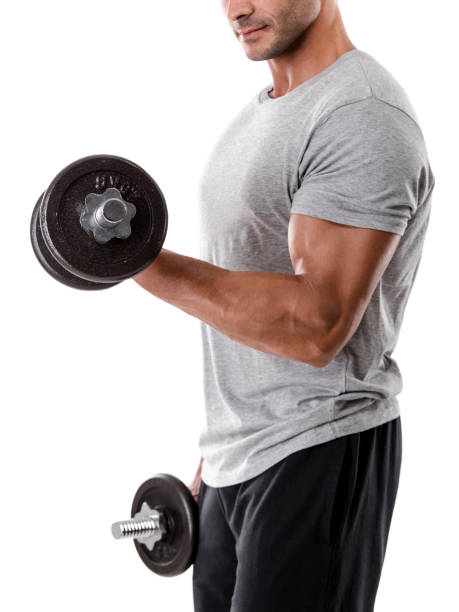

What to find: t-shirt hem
left=201, top=398, right=401, bottom=488
left=290, top=202, right=407, bottom=236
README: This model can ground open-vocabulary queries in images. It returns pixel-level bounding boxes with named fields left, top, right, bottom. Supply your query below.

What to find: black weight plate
left=132, top=473, right=199, bottom=577
left=40, top=155, right=168, bottom=283
left=30, top=195, right=120, bottom=291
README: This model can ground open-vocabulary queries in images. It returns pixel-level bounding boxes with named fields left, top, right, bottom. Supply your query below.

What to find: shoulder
left=311, top=49, right=422, bottom=134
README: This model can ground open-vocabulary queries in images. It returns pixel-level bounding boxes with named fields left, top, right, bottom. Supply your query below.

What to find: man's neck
left=266, top=7, right=355, bottom=99
left=267, top=42, right=356, bottom=99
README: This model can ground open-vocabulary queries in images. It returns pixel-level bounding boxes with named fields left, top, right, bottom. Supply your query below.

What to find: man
left=134, top=0, right=435, bottom=610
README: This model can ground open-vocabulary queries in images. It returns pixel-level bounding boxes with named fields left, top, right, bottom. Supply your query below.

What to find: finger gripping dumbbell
left=30, top=155, right=168, bottom=290
left=111, top=473, right=199, bottom=577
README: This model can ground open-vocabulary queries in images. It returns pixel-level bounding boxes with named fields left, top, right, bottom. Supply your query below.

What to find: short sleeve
left=290, top=97, right=429, bottom=235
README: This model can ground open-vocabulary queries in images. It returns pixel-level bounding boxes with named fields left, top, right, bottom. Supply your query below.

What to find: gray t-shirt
left=197, top=48, right=435, bottom=487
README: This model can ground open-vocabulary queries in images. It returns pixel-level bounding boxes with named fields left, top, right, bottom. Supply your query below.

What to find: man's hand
left=189, top=457, right=204, bottom=503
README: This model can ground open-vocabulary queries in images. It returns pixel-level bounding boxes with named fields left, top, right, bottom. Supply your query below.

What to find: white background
left=1, top=1, right=457, bottom=610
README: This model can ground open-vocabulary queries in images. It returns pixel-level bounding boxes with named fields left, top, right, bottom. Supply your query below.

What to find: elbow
left=305, top=347, right=335, bottom=369
left=313, top=324, right=355, bottom=368
left=295, top=336, right=336, bottom=369
left=288, top=283, right=352, bottom=368
left=310, top=349, right=337, bottom=369
left=302, top=318, right=348, bottom=369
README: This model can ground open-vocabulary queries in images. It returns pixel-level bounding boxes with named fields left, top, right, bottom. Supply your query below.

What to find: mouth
left=239, top=25, right=268, bottom=40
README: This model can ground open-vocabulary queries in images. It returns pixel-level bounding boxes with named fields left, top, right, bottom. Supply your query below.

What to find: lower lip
left=240, top=26, right=267, bottom=40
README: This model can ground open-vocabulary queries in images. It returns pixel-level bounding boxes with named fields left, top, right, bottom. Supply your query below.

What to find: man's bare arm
left=134, top=215, right=401, bottom=368
left=134, top=248, right=332, bottom=367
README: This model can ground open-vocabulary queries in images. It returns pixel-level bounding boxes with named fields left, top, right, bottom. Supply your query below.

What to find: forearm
left=133, top=249, right=333, bottom=366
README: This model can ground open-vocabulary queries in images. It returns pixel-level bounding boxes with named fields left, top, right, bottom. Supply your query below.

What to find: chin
left=244, top=46, right=270, bottom=62
left=246, top=53, right=266, bottom=62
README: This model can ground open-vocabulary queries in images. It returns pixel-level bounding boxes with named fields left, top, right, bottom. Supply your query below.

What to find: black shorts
left=192, top=416, right=402, bottom=612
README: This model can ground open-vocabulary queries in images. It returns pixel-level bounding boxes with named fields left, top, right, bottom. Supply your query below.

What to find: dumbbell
left=111, top=473, right=199, bottom=577
left=30, top=155, right=168, bottom=290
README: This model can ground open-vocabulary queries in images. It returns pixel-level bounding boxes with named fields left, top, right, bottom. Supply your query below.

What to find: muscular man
left=135, top=1, right=435, bottom=610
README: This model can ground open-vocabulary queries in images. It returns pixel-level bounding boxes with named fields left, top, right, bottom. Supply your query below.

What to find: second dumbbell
left=111, top=473, right=199, bottom=577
